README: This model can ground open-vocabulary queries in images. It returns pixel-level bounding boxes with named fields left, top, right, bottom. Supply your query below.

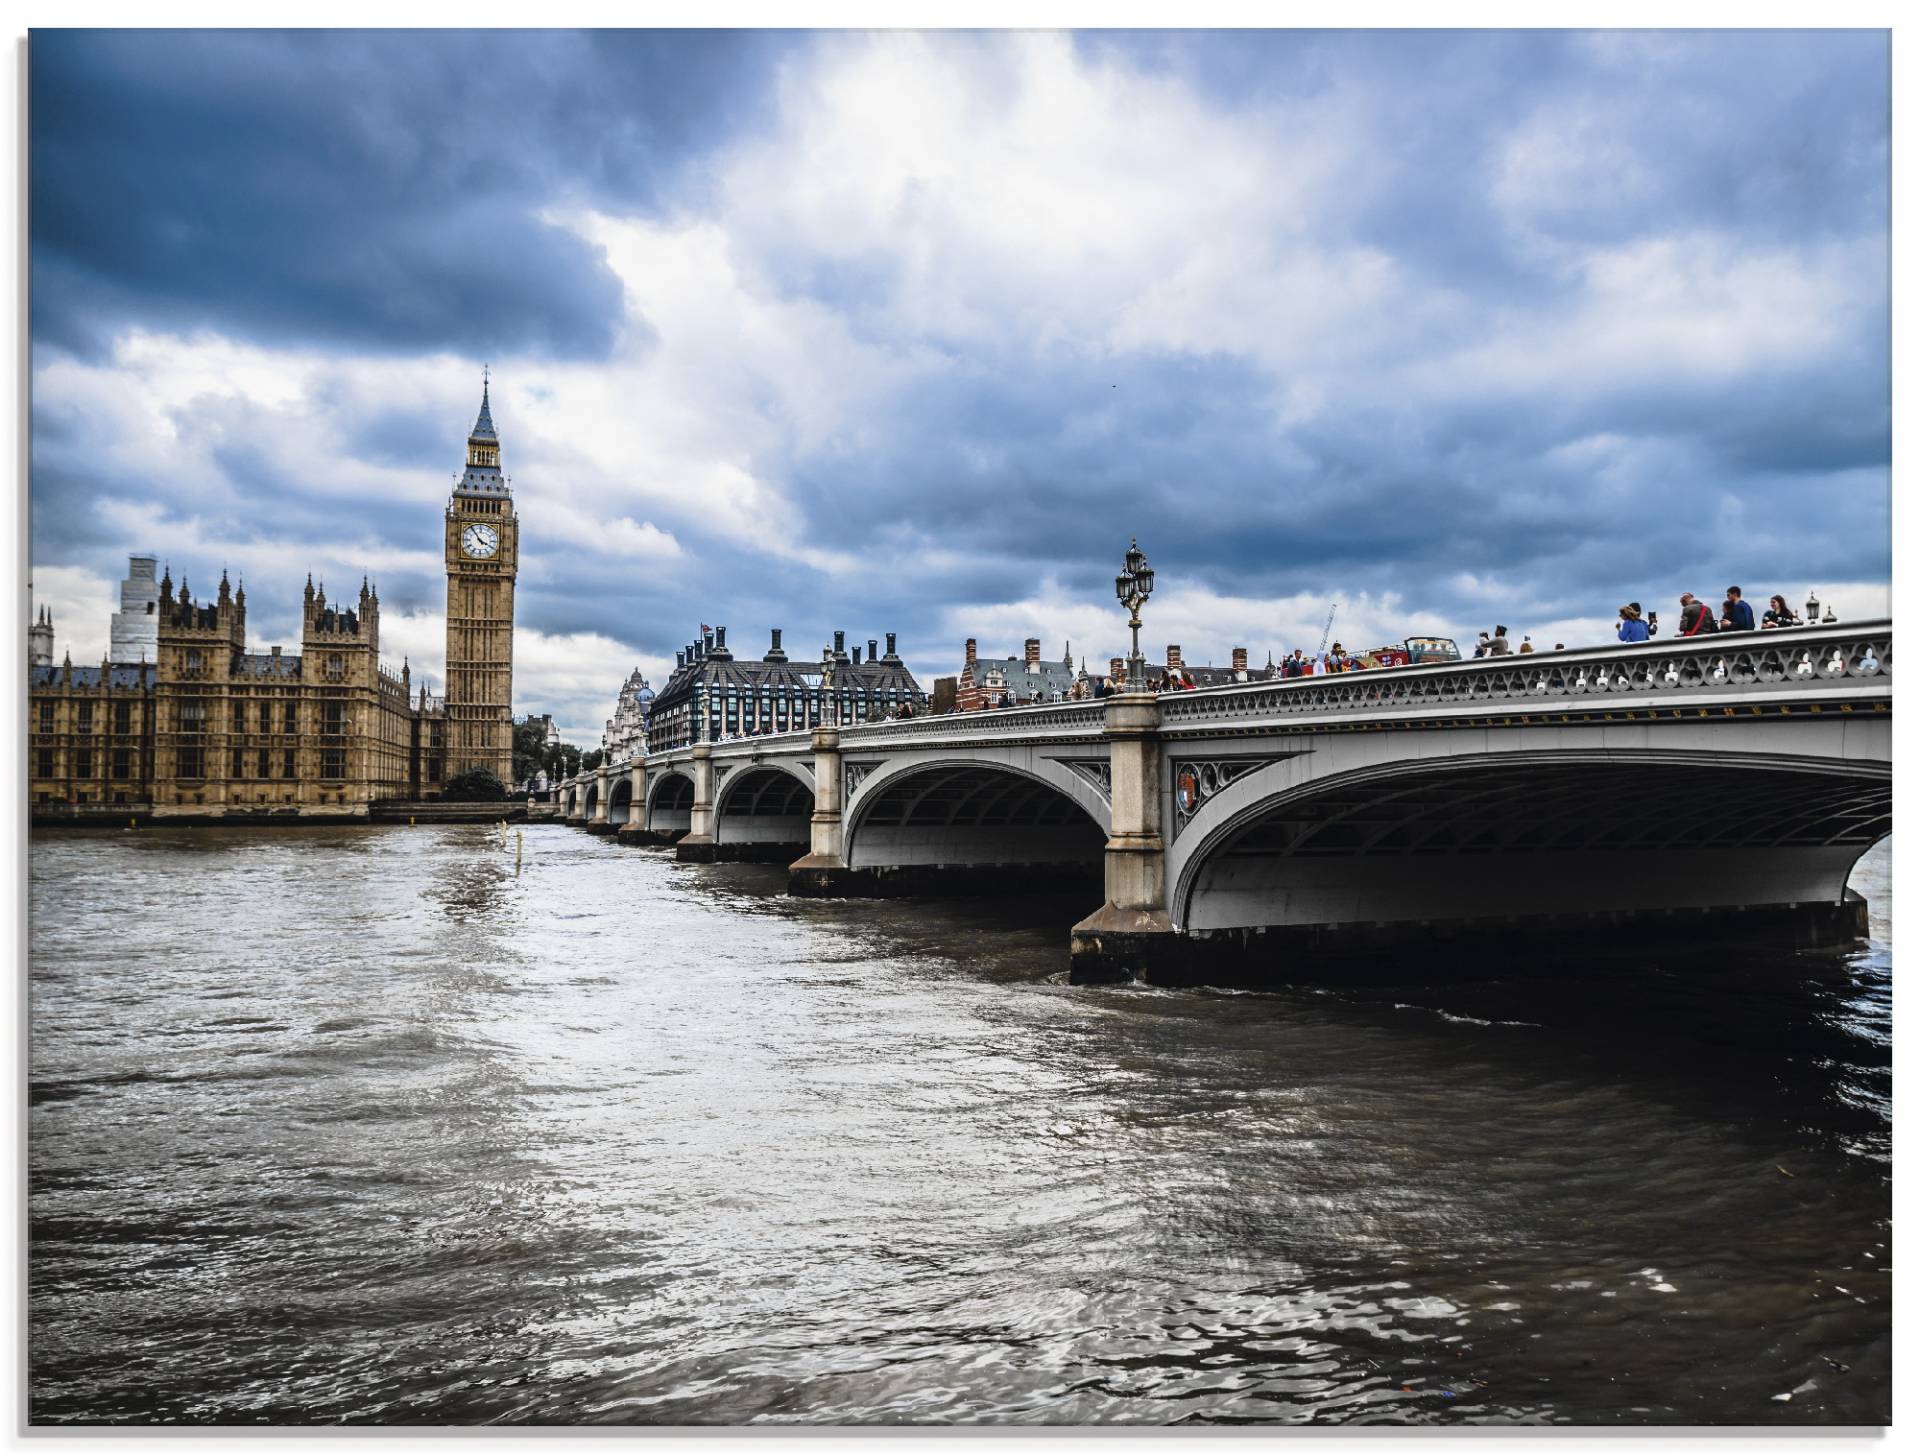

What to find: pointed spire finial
left=470, top=368, right=497, bottom=442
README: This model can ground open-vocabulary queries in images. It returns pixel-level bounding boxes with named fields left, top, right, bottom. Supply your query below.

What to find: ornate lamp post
left=1114, top=537, right=1156, bottom=690
left=1805, top=590, right=1820, bottom=627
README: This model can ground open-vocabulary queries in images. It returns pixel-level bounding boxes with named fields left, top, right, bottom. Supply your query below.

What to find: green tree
left=580, top=748, right=606, bottom=773
left=512, top=717, right=549, bottom=786
left=442, top=766, right=509, bottom=802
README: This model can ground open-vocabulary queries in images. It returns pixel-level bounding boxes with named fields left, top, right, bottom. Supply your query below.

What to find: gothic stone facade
left=442, top=377, right=518, bottom=783
left=29, top=571, right=445, bottom=820
left=27, top=382, right=520, bottom=820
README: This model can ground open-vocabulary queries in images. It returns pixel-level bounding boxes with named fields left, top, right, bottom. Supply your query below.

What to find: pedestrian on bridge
left=1616, top=604, right=1651, bottom=644
left=1720, top=586, right=1756, bottom=632
left=1762, top=595, right=1801, bottom=630
left=1677, top=593, right=1717, bottom=637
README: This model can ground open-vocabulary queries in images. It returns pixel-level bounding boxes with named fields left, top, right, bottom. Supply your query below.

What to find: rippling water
left=28, top=827, right=1890, bottom=1425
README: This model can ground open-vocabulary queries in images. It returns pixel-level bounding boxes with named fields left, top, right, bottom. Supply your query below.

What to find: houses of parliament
left=27, top=381, right=519, bottom=820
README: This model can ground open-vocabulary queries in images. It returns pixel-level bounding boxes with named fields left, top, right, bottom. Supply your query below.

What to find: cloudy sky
left=29, top=28, right=1890, bottom=743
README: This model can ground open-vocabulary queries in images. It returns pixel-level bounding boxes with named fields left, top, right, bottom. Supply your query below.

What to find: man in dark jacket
left=1677, top=593, right=1716, bottom=637
left=1720, top=586, right=1756, bottom=632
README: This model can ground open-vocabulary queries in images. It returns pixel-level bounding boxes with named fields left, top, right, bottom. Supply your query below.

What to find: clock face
left=461, top=523, right=499, bottom=559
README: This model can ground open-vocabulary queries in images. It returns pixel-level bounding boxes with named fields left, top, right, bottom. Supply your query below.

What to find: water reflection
left=28, top=828, right=1889, bottom=1425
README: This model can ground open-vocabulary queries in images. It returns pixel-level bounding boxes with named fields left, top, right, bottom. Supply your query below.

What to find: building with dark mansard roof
left=644, top=625, right=925, bottom=754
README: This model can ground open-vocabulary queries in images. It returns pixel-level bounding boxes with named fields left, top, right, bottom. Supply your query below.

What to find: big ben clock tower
left=444, top=373, right=518, bottom=783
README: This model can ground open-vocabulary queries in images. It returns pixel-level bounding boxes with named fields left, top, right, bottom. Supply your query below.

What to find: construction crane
left=1317, top=601, right=1340, bottom=657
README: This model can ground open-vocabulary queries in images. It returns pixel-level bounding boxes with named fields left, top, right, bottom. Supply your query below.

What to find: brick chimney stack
left=1109, top=656, right=1124, bottom=679
left=1232, top=646, right=1248, bottom=673
left=1024, top=638, right=1041, bottom=668
left=1167, top=644, right=1183, bottom=669
left=964, top=638, right=978, bottom=668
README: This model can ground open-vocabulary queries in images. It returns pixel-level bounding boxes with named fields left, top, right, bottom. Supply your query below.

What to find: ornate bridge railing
left=1155, top=619, right=1891, bottom=732
left=835, top=699, right=1109, bottom=747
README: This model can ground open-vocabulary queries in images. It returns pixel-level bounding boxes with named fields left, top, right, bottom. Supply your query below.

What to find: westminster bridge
left=558, top=620, right=1892, bottom=983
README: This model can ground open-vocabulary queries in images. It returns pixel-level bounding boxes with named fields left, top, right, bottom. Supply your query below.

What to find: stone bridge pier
left=674, top=745, right=719, bottom=861
left=584, top=764, right=616, bottom=833
left=789, top=725, right=846, bottom=893
left=1068, top=693, right=1174, bottom=969
left=614, top=761, right=652, bottom=845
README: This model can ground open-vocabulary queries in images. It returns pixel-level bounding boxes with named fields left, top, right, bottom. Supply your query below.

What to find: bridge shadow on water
left=1275, top=941, right=1892, bottom=1164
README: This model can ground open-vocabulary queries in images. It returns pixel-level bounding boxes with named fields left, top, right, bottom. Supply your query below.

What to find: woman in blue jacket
left=1616, top=604, right=1651, bottom=643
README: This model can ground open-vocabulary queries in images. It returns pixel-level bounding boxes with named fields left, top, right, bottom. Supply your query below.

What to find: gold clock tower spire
left=443, top=371, right=518, bottom=784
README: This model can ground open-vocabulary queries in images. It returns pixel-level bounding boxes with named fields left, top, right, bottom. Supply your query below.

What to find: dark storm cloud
left=30, top=29, right=796, bottom=360
left=27, top=29, right=1891, bottom=740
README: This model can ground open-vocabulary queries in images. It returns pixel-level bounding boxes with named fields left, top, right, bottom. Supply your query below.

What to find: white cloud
left=1405, top=231, right=1881, bottom=402
left=29, top=565, right=117, bottom=666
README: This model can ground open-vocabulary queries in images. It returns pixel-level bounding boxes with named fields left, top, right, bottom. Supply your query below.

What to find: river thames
left=28, top=825, right=1890, bottom=1426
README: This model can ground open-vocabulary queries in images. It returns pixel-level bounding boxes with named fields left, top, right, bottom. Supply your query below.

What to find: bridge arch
left=1169, top=747, right=1890, bottom=935
left=646, top=769, right=695, bottom=837
left=607, top=776, right=633, bottom=827
left=846, top=752, right=1112, bottom=840
left=842, top=756, right=1107, bottom=886
left=714, top=765, right=816, bottom=859
left=581, top=780, right=600, bottom=820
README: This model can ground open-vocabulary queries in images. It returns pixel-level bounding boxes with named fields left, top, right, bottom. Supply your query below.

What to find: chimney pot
left=834, top=629, right=846, bottom=656
left=715, top=625, right=727, bottom=650
left=1232, top=646, right=1248, bottom=671
left=1167, top=644, right=1183, bottom=668
left=886, top=632, right=897, bottom=657
left=868, top=638, right=878, bottom=662
left=964, top=637, right=978, bottom=665
left=1024, top=637, right=1041, bottom=667
left=771, top=628, right=783, bottom=650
